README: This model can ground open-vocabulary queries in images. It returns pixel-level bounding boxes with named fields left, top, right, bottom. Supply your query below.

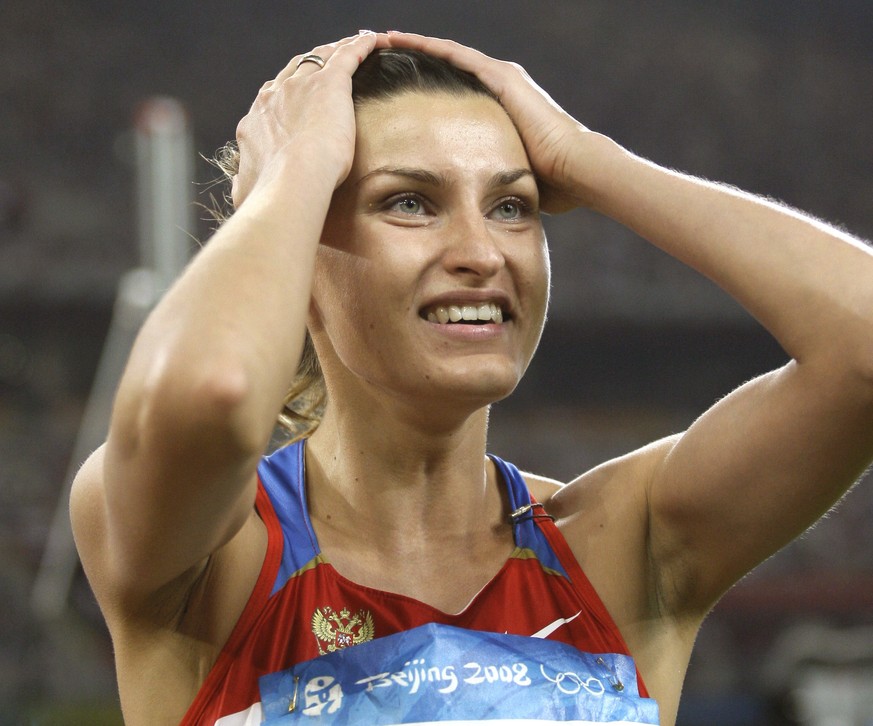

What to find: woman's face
left=311, top=91, right=550, bottom=412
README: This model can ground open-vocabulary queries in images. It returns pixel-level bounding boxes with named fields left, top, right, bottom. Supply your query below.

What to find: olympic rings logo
left=539, top=664, right=605, bottom=696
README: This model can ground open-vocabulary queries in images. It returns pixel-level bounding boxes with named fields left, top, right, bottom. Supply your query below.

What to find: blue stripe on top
left=489, top=453, right=569, bottom=579
left=258, top=441, right=319, bottom=597
left=257, top=441, right=569, bottom=597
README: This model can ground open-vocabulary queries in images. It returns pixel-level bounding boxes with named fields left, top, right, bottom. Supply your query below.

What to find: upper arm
left=70, top=446, right=112, bottom=601
left=75, top=372, right=264, bottom=602
left=70, top=443, right=219, bottom=611
left=550, top=359, right=873, bottom=628
left=649, top=359, right=873, bottom=617
left=72, top=443, right=269, bottom=722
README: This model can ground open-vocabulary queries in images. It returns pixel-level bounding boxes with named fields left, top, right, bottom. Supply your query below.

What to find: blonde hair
left=277, top=332, right=325, bottom=443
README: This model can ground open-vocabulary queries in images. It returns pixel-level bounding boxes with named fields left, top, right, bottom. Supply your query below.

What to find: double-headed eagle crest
left=311, top=606, right=375, bottom=655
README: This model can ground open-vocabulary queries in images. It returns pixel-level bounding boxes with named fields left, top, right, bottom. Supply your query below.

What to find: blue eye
left=390, top=195, right=424, bottom=215
left=491, top=198, right=528, bottom=221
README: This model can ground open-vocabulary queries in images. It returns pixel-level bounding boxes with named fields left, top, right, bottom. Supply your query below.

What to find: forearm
left=575, top=136, right=873, bottom=614
left=576, top=132, right=873, bottom=370
left=112, top=154, right=335, bottom=458
left=92, top=35, right=377, bottom=595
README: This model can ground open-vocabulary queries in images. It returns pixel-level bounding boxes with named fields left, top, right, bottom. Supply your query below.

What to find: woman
left=71, top=31, right=873, bottom=726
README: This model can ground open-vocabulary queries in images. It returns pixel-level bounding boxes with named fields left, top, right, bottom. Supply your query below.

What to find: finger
left=383, top=31, right=493, bottom=75
left=382, top=31, right=517, bottom=99
left=273, top=34, right=369, bottom=85
left=293, top=52, right=328, bottom=75
left=319, top=30, right=378, bottom=76
left=273, top=40, right=342, bottom=84
left=382, top=32, right=544, bottom=112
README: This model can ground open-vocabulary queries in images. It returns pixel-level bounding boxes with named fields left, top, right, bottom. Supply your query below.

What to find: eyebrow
left=357, top=166, right=535, bottom=190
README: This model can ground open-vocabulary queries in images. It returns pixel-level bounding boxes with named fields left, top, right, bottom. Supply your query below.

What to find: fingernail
left=358, top=29, right=375, bottom=35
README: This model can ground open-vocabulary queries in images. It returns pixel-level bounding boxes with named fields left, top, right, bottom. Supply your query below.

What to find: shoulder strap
left=257, top=440, right=321, bottom=595
left=488, top=454, right=568, bottom=578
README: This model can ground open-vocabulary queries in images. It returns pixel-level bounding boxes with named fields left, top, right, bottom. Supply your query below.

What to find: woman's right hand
left=232, top=31, right=378, bottom=208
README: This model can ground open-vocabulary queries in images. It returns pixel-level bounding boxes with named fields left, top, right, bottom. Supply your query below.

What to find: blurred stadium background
left=2, top=1, right=872, bottom=723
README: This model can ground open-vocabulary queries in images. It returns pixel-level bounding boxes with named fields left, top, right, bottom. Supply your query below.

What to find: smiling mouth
left=422, top=303, right=506, bottom=325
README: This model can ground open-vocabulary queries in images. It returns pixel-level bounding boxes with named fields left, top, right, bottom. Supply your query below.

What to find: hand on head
left=232, top=30, right=587, bottom=214
left=232, top=32, right=378, bottom=207
left=377, top=31, right=589, bottom=213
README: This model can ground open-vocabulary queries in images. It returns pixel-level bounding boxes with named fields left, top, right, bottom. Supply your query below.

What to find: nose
left=442, top=209, right=505, bottom=279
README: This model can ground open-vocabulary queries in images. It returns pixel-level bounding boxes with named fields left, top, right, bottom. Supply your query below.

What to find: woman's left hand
left=378, top=31, right=591, bottom=213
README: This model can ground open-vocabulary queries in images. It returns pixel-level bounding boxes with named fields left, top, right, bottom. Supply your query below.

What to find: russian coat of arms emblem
left=311, top=606, right=376, bottom=655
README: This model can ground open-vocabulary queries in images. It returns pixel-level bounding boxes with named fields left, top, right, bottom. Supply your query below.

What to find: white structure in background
left=31, top=97, right=194, bottom=619
left=764, top=622, right=873, bottom=726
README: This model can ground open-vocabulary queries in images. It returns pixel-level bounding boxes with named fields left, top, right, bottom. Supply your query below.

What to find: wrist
left=240, top=148, right=339, bottom=221
left=562, top=130, right=630, bottom=213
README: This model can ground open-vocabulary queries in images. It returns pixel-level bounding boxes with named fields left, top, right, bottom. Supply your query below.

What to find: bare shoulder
left=519, top=470, right=563, bottom=503
left=531, top=434, right=682, bottom=520
left=516, top=434, right=681, bottom=609
left=521, top=434, right=697, bottom=723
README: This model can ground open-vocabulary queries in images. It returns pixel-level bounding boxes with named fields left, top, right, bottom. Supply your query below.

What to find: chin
left=424, top=365, right=523, bottom=407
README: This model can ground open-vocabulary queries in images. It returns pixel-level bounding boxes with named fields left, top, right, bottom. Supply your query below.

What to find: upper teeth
left=426, top=303, right=504, bottom=324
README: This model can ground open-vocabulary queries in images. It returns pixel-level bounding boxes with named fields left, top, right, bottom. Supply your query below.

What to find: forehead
left=352, top=92, right=530, bottom=179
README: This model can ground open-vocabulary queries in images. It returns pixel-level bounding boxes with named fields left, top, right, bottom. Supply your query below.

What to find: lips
left=422, top=302, right=505, bottom=325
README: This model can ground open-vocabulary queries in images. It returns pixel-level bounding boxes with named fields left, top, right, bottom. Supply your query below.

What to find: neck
left=305, top=396, right=503, bottom=547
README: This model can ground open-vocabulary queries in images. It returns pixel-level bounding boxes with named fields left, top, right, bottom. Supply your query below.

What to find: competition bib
left=259, top=623, right=659, bottom=724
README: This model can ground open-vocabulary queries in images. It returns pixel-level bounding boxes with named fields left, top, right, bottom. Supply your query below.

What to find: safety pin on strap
left=508, top=502, right=555, bottom=525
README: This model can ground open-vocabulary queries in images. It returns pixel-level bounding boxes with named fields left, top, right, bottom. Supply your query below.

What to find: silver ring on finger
left=296, top=53, right=326, bottom=70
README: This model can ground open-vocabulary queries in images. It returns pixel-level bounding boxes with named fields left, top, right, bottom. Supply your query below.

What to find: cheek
left=311, top=248, right=399, bottom=360
left=311, top=247, right=366, bottom=330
